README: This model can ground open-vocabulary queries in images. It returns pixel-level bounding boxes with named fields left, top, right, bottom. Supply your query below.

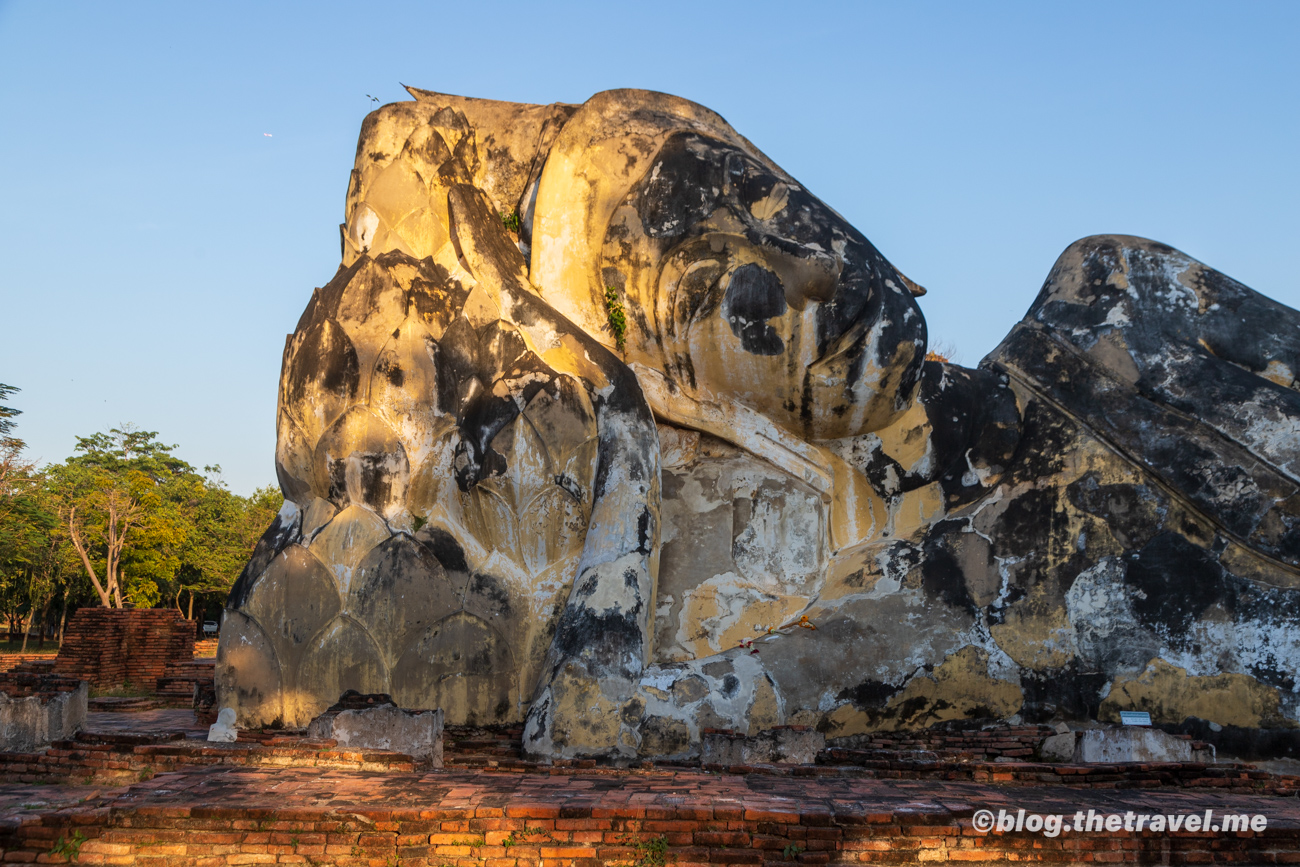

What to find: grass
left=0, top=638, right=59, bottom=654
left=89, top=681, right=154, bottom=699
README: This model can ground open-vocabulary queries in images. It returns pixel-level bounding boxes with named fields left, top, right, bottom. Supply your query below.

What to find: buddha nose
left=753, top=233, right=843, bottom=308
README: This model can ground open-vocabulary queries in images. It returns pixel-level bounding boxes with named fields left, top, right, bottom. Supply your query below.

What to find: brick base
left=2, top=765, right=1300, bottom=865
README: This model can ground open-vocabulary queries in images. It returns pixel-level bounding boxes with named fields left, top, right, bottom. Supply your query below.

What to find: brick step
left=155, top=676, right=210, bottom=695
left=0, top=652, right=59, bottom=672
left=6, top=657, right=56, bottom=676
left=443, top=755, right=539, bottom=770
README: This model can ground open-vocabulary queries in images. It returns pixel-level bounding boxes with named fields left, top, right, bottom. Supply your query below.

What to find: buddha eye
left=737, top=169, right=783, bottom=213
left=723, top=152, right=746, bottom=193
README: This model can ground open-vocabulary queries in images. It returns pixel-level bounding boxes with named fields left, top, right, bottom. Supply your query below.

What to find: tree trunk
left=57, top=585, right=69, bottom=646
left=67, top=506, right=113, bottom=607
left=34, top=597, right=51, bottom=649
left=107, top=500, right=123, bottom=607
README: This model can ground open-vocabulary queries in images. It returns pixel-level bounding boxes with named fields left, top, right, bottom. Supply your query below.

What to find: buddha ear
left=446, top=182, right=530, bottom=293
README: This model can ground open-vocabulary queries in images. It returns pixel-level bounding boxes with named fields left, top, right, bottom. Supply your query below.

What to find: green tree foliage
left=170, top=475, right=282, bottom=618
left=0, top=385, right=58, bottom=639
left=0, top=384, right=50, bottom=553
left=1, top=387, right=278, bottom=633
left=45, top=427, right=282, bottom=612
left=47, top=428, right=193, bottom=608
left=0, top=382, right=21, bottom=440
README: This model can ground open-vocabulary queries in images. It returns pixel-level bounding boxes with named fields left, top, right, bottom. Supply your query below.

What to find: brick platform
left=156, top=658, right=216, bottom=707
left=0, top=653, right=58, bottom=673
left=3, top=763, right=1300, bottom=865
left=0, top=657, right=55, bottom=677
left=0, top=671, right=84, bottom=699
left=52, top=609, right=195, bottom=690
left=4, top=715, right=1300, bottom=864
left=828, top=726, right=1057, bottom=762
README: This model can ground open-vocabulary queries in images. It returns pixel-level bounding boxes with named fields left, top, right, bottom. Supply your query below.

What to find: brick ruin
left=51, top=608, right=195, bottom=691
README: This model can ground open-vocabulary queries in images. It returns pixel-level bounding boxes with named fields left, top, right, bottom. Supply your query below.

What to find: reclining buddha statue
left=217, top=87, right=1300, bottom=759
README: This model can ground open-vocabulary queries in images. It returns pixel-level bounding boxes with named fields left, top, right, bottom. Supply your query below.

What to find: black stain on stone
left=555, top=472, right=584, bottom=502
left=639, top=715, right=690, bottom=757
left=416, top=526, right=469, bottom=573
left=919, top=524, right=979, bottom=616
left=1247, top=657, right=1297, bottom=693
left=227, top=508, right=301, bottom=610
left=1019, top=663, right=1109, bottom=723
left=836, top=679, right=901, bottom=709
left=551, top=601, right=645, bottom=675
left=1160, top=718, right=1300, bottom=762
left=1124, top=532, right=1226, bottom=644
left=636, top=508, right=653, bottom=555
left=721, top=263, right=787, bottom=355
left=467, top=573, right=512, bottom=618
left=286, top=319, right=361, bottom=409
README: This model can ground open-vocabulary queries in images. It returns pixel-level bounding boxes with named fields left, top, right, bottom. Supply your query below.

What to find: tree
left=48, top=428, right=193, bottom=608
left=0, top=383, right=20, bottom=440
left=15, top=501, right=79, bottom=650
left=15, top=418, right=280, bottom=621
left=0, top=384, right=48, bottom=552
left=0, top=385, right=59, bottom=641
left=169, top=475, right=282, bottom=619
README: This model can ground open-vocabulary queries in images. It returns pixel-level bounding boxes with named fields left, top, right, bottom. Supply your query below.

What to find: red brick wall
left=52, top=608, right=195, bottom=690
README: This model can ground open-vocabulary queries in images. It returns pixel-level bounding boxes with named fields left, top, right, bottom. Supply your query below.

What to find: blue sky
left=1, top=1, right=1297, bottom=494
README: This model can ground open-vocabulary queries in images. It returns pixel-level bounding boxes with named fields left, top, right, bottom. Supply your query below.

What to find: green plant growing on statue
left=636, top=834, right=669, bottom=866
left=501, top=209, right=522, bottom=233
left=605, top=285, right=628, bottom=351
left=49, top=830, right=86, bottom=859
left=502, top=825, right=553, bottom=848
left=616, top=828, right=668, bottom=867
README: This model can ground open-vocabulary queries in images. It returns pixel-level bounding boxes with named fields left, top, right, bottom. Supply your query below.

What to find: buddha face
left=601, top=131, right=927, bottom=440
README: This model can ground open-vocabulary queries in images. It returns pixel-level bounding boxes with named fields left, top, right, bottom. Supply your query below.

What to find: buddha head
left=529, top=89, right=928, bottom=441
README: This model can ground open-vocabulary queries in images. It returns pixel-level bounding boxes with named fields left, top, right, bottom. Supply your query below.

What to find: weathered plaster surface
left=220, top=90, right=1300, bottom=760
